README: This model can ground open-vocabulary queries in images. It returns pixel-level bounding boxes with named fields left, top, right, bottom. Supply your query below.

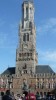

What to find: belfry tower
left=16, top=0, right=38, bottom=76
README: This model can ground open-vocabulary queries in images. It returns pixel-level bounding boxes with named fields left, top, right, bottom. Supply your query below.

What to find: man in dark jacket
left=2, top=90, right=13, bottom=100
left=0, top=92, right=4, bottom=100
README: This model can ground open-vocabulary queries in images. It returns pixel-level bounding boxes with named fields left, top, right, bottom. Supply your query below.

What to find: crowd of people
left=0, top=90, right=26, bottom=100
left=0, top=90, right=56, bottom=100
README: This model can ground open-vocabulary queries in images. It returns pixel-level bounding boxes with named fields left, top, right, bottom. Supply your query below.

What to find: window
left=24, top=63, right=27, bottom=69
left=38, top=82, right=39, bottom=88
left=23, top=33, right=29, bottom=42
left=27, top=53, right=29, bottom=56
left=23, top=34, right=26, bottom=41
left=26, top=7, right=28, bottom=19
left=27, top=33, right=29, bottom=41
left=30, top=8, right=32, bottom=14
left=24, top=70, right=27, bottom=74
left=30, top=53, right=32, bottom=56
left=49, top=83, right=50, bottom=89
left=19, top=53, right=21, bottom=57
left=29, top=22, right=32, bottom=28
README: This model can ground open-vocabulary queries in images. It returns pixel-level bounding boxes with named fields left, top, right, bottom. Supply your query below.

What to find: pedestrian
left=22, top=94, right=26, bottom=100
left=16, top=94, right=22, bottom=100
left=0, top=92, right=4, bottom=100
left=11, top=92, right=16, bottom=100
left=2, top=90, right=13, bottom=100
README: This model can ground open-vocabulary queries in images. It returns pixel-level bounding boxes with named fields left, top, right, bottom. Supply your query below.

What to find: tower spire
left=23, top=0, right=33, bottom=3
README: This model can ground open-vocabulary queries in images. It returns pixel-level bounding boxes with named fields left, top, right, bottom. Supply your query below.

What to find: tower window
left=29, top=22, right=32, bottom=28
left=27, top=53, right=29, bottom=56
left=26, top=7, right=28, bottom=19
left=23, top=63, right=27, bottom=69
left=24, top=70, right=27, bottom=74
left=23, top=34, right=26, bottom=41
left=27, top=33, right=29, bottom=41
left=30, top=53, right=32, bottom=56
left=30, top=8, right=32, bottom=14
left=23, top=33, right=29, bottom=42
left=19, top=53, right=21, bottom=57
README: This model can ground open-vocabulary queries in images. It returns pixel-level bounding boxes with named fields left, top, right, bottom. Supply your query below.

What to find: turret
left=22, top=0, right=34, bottom=29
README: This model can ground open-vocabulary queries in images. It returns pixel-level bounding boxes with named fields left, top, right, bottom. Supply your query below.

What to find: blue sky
left=0, top=0, right=56, bottom=74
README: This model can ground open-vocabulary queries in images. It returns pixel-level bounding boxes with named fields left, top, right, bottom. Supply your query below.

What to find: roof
left=1, top=67, right=15, bottom=75
left=36, top=65, right=54, bottom=74
left=1, top=65, right=54, bottom=75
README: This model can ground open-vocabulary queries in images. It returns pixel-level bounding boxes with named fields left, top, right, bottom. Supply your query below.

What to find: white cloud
left=37, top=18, right=56, bottom=35
left=38, top=50, right=56, bottom=62
left=38, top=50, right=56, bottom=72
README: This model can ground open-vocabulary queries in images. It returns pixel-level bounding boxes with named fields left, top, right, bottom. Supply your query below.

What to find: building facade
left=0, top=0, right=56, bottom=95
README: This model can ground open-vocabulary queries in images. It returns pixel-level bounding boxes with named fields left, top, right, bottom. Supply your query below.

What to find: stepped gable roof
left=36, top=65, right=54, bottom=74
left=1, top=67, right=15, bottom=75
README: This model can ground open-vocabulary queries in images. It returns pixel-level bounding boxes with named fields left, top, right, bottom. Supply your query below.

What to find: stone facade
left=12, top=73, right=56, bottom=94
left=0, top=73, right=56, bottom=95
left=0, top=0, right=56, bottom=96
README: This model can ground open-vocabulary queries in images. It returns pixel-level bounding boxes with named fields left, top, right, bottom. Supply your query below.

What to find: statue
left=22, top=79, right=28, bottom=92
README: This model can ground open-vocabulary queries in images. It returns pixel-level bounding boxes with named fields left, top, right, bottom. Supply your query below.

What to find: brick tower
left=16, top=0, right=38, bottom=76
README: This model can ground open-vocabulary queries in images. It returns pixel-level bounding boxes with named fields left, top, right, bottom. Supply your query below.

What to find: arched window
left=23, top=33, right=29, bottom=42
left=19, top=53, right=21, bottom=57
left=27, top=33, right=29, bottom=41
left=23, top=34, right=26, bottom=41
left=29, top=21, right=32, bottom=28
left=23, top=63, right=27, bottom=69
left=26, top=7, right=28, bottom=20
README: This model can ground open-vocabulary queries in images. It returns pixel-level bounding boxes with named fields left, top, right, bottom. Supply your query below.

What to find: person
left=2, top=90, right=13, bottom=100
left=11, top=92, right=16, bottom=100
left=0, top=92, right=4, bottom=100
left=36, top=91, right=40, bottom=100
left=22, top=94, right=25, bottom=100
left=16, top=94, right=22, bottom=100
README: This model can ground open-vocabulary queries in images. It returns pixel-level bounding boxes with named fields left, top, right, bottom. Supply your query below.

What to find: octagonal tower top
left=23, top=0, right=34, bottom=4
left=22, top=0, right=34, bottom=29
